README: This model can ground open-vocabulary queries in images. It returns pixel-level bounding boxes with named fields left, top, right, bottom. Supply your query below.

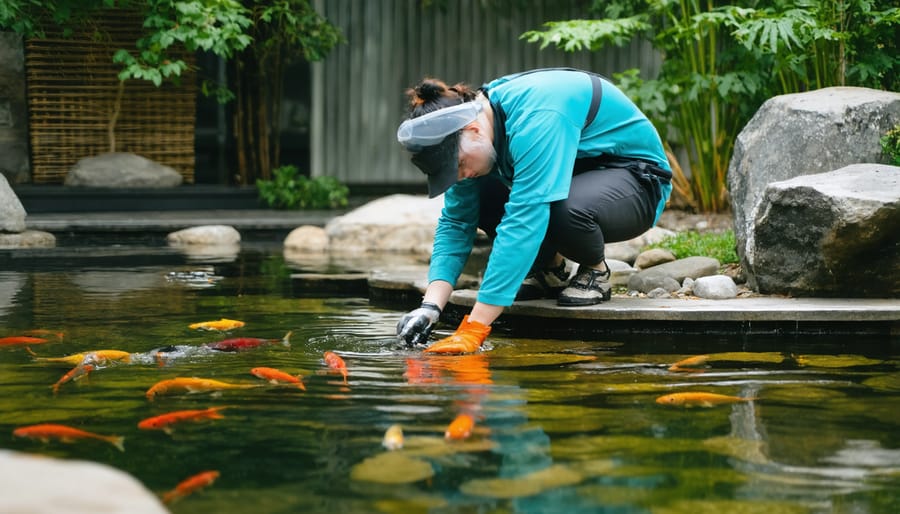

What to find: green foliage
left=522, top=0, right=900, bottom=213
left=882, top=124, right=900, bottom=166
left=257, top=165, right=349, bottom=210
left=646, top=230, right=739, bottom=265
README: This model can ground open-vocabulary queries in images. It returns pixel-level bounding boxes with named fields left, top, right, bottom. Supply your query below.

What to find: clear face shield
left=396, top=102, right=484, bottom=151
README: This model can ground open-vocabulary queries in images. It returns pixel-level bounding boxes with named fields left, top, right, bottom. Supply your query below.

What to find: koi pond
left=1, top=242, right=899, bottom=514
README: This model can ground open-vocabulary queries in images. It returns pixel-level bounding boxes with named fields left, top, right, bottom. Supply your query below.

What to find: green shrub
left=881, top=124, right=900, bottom=166
left=646, top=230, right=739, bottom=265
left=257, top=165, right=349, bottom=210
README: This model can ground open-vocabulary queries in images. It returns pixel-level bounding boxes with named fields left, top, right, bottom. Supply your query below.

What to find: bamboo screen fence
left=25, top=12, right=196, bottom=184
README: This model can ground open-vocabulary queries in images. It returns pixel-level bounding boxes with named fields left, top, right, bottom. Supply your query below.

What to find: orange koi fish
left=445, top=413, right=475, bottom=440
left=162, top=470, right=220, bottom=504
left=655, top=392, right=756, bottom=407
left=0, top=336, right=48, bottom=347
left=22, top=329, right=65, bottom=340
left=52, top=362, right=95, bottom=394
left=146, top=377, right=258, bottom=400
left=250, top=367, right=305, bottom=390
left=30, top=349, right=132, bottom=366
left=382, top=424, right=404, bottom=450
left=13, top=423, right=124, bottom=452
left=323, top=351, right=349, bottom=385
left=189, top=318, right=245, bottom=331
left=668, top=354, right=710, bottom=372
left=138, top=407, right=228, bottom=434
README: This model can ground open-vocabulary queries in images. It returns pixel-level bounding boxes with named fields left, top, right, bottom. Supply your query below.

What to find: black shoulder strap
left=486, top=67, right=604, bottom=129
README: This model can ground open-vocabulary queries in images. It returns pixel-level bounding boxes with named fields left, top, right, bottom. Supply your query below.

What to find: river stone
left=0, top=173, right=25, bottom=232
left=325, top=194, right=443, bottom=255
left=0, top=450, right=168, bottom=514
left=727, top=87, right=900, bottom=271
left=634, top=248, right=676, bottom=269
left=0, top=230, right=56, bottom=248
left=65, top=152, right=183, bottom=188
left=626, top=256, right=720, bottom=293
left=693, top=275, right=738, bottom=299
left=747, top=163, right=900, bottom=297
left=606, top=258, right=636, bottom=287
left=284, top=225, right=329, bottom=252
left=167, top=225, right=241, bottom=246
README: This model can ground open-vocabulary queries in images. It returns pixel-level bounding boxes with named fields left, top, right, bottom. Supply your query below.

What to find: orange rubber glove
left=423, top=315, right=491, bottom=354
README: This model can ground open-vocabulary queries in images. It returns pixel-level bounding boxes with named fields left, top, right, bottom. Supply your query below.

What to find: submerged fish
left=655, top=392, right=756, bottom=407
left=250, top=367, right=305, bottom=390
left=323, top=351, right=348, bottom=384
left=382, top=424, right=404, bottom=450
left=51, top=362, right=95, bottom=394
left=445, top=414, right=475, bottom=440
left=146, top=377, right=258, bottom=400
left=189, top=318, right=245, bottom=331
left=162, top=470, right=220, bottom=504
left=22, top=329, right=65, bottom=340
left=13, top=423, right=124, bottom=452
left=206, top=331, right=292, bottom=352
left=0, top=336, right=48, bottom=347
left=668, top=354, right=710, bottom=372
left=138, top=407, right=228, bottom=434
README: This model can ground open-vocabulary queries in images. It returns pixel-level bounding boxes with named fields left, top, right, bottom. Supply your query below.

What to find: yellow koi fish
left=146, top=377, right=258, bottom=400
left=30, top=349, right=132, bottom=366
left=655, top=392, right=756, bottom=407
left=188, top=318, right=245, bottom=331
left=382, top=424, right=404, bottom=451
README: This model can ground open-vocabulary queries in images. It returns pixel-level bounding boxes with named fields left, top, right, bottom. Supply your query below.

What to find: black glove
left=396, top=302, right=442, bottom=346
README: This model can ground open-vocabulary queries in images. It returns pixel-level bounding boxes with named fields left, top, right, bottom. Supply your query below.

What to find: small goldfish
left=189, top=318, right=245, bottom=331
left=51, top=362, right=95, bottom=394
left=250, top=367, right=305, bottom=390
left=323, top=351, right=349, bottom=385
left=206, top=331, right=292, bottom=352
left=13, top=423, right=124, bottom=452
left=382, top=424, right=404, bottom=450
left=162, top=470, right=220, bottom=504
left=146, top=377, right=258, bottom=400
left=655, top=392, right=756, bottom=407
left=445, top=413, right=475, bottom=440
left=138, top=407, right=228, bottom=434
left=668, top=354, right=710, bottom=372
left=0, top=336, right=48, bottom=347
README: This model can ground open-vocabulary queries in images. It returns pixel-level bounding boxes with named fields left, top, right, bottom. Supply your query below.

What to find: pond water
left=1, top=243, right=898, bottom=514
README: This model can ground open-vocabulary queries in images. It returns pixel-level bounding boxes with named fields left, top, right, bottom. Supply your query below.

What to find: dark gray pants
left=478, top=166, right=657, bottom=270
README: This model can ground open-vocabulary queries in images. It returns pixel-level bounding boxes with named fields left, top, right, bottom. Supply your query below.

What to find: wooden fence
left=310, top=0, right=661, bottom=187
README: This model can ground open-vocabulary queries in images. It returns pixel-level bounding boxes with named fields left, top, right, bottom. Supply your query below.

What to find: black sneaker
left=557, top=267, right=612, bottom=306
left=515, top=261, right=571, bottom=301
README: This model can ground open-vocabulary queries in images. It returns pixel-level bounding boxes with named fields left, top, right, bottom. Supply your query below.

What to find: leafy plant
left=881, top=124, right=900, bottom=166
left=646, top=230, right=739, bottom=265
left=521, top=0, right=900, bottom=213
left=257, top=165, right=349, bottom=210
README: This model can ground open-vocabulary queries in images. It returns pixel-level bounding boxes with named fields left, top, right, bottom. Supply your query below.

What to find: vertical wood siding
left=311, top=0, right=660, bottom=187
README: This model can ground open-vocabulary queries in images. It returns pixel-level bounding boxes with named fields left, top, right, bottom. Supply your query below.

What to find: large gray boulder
left=0, top=450, right=168, bottom=514
left=0, top=172, right=25, bottom=232
left=65, top=152, right=183, bottom=188
left=728, top=87, right=900, bottom=270
left=325, top=194, right=444, bottom=255
left=747, top=164, right=899, bottom=297
left=0, top=34, right=29, bottom=183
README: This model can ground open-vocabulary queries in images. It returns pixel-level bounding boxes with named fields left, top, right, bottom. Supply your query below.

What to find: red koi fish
left=0, top=336, right=48, bottom=347
left=162, top=470, right=220, bottom=504
left=445, top=413, right=475, bottom=440
left=52, top=362, right=95, bottom=394
left=13, top=423, right=124, bottom=452
left=655, top=392, right=756, bottom=407
left=205, top=331, right=292, bottom=352
left=250, top=367, right=306, bottom=390
left=189, top=318, right=245, bottom=331
left=146, top=377, right=258, bottom=400
left=323, top=351, right=348, bottom=385
left=138, top=407, right=228, bottom=434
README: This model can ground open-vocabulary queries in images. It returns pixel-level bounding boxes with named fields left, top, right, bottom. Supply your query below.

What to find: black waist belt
left=573, top=155, right=672, bottom=183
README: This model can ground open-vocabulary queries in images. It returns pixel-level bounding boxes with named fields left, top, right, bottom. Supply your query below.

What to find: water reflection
left=0, top=271, right=25, bottom=317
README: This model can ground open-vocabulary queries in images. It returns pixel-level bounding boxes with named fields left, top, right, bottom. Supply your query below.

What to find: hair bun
left=414, top=79, right=446, bottom=103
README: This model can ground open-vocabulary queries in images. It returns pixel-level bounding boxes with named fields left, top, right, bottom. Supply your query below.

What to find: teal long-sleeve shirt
left=428, top=69, right=672, bottom=307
